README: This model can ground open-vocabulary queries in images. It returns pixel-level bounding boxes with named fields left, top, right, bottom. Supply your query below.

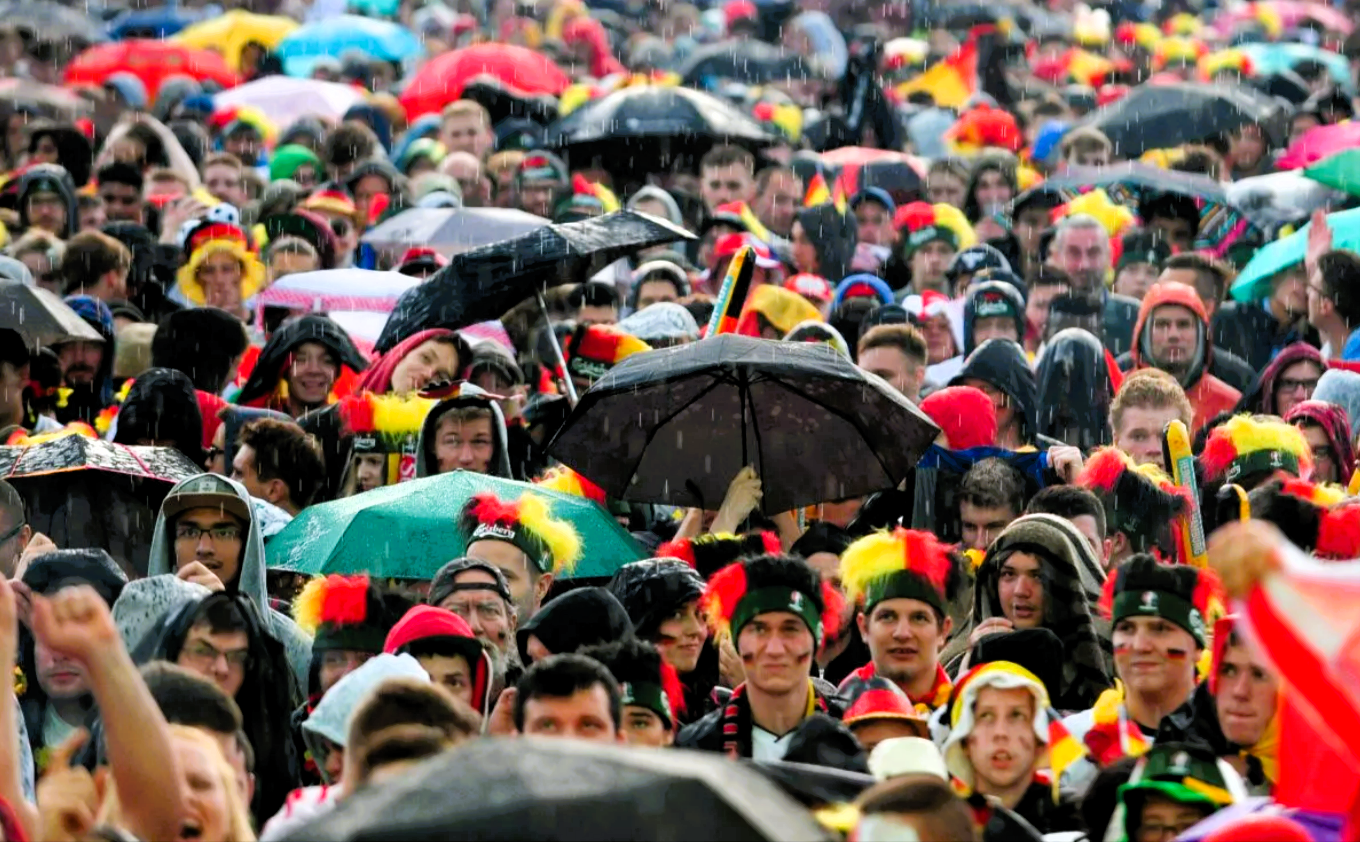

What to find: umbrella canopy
left=253, top=269, right=418, bottom=314
left=1305, top=149, right=1360, bottom=198
left=374, top=210, right=692, bottom=352
left=1216, top=1, right=1354, bottom=37
left=400, top=43, right=571, bottom=118
left=106, top=6, right=211, bottom=40
left=1084, top=83, right=1287, bottom=158
left=266, top=472, right=643, bottom=580
left=1239, top=42, right=1353, bottom=93
left=0, top=1, right=105, bottom=45
left=0, top=284, right=104, bottom=348
left=1231, top=207, right=1360, bottom=303
left=276, top=737, right=833, bottom=842
left=1278, top=122, right=1360, bottom=170
left=63, top=40, right=241, bottom=98
left=212, top=75, right=366, bottom=127
left=276, top=15, right=422, bottom=78
left=174, top=10, right=300, bottom=72
left=360, top=207, right=549, bottom=257
left=821, top=147, right=926, bottom=205
left=679, top=39, right=811, bottom=87
left=0, top=79, right=91, bottom=118
left=0, top=432, right=200, bottom=481
left=1227, top=170, right=1338, bottom=230
left=543, top=85, right=773, bottom=174
left=548, top=335, right=941, bottom=513
left=1030, top=162, right=1231, bottom=206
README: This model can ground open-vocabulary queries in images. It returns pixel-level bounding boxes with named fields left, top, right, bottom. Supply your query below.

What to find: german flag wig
left=838, top=528, right=958, bottom=620
left=701, top=553, right=845, bottom=646
left=458, top=492, right=581, bottom=576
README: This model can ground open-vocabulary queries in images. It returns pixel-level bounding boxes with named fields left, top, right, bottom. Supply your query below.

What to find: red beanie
left=919, top=386, right=996, bottom=450
left=1203, top=815, right=1311, bottom=842
left=383, top=604, right=477, bottom=653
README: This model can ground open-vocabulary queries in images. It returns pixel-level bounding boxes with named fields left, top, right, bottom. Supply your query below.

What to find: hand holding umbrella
left=709, top=466, right=763, bottom=534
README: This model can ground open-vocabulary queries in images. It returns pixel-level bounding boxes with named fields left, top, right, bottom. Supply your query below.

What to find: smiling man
left=1209, top=616, right=1279, bottom=793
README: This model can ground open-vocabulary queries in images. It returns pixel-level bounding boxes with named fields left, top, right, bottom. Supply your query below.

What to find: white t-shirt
left=750, top=726, right=796, bottom=762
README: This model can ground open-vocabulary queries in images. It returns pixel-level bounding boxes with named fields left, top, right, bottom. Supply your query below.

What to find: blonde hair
left=98, top=724, right=257, bottom=842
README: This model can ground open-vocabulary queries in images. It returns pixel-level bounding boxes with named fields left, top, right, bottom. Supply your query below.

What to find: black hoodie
left=111, top=367, right=205, bottom=466
left=515, top=587, right=634, bottom=666
left=1035, top=328, right=1114, bottom=452
left=949, top=338, right=1050, bottom=449
left=16, top=164, right=78, bottom=239
left=236, top=315, right=368, bottom=411
left=794, top=204, right=857, bottom=283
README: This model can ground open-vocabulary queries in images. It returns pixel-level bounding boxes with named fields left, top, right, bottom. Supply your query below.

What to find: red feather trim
left=1098, top=567, right=1119, bottom=619
left=1200, top=429, right=1239, bottom=481
left=659, top=657, right=686, bottom=719
left=820, top=580, right=847, bottom=643
left=1160, top=480, right=1194, bottom=515
left=337, top=394, right=374, bottom=435
left=701, top=561, right=749, bottom=628
left=656, top=538, right=697, bottom=567
left=575, top=473, right=608, bottom=505
left=468, top=492, right=523, bottom=527
left=1317, top=505, right=1360, bottom=560
left=898, top=528, right=952, bottom=594
left=1191, top=566, right=1224, bottom=616
left=1077, top=447, right=1129, bottom=493
left=760, top=531, right=782, bottom=555
left=1281, top=478, right=1324, bottom=505
left=322, top=575, right=371, bottom=625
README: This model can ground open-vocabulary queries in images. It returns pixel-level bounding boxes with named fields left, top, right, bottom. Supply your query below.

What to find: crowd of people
left=0, top=0, right=1357, bottom=839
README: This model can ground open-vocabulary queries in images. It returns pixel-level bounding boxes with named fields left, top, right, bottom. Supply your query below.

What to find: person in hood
left=950, top=339, right=1052, bottom=451
left=1286, top=399, right=1355, bottom=486
left=111, top=367, right=205, bottom=465
left=384, top=604, right=494, bottom=720
left=26, top=122, right=93, bottom=187
left=1035, top=328, right=1117, bottom=452
left=136, top=590, right=302, bottom=824
left=1234, top=342, right=1324, bottom=418
left=356, top=328, right=469, bottom=395
left=516, top=587, right=634, bottom=667
left=792, top=203, right=858, bottom=283
left=415, top=382, right=514, bottom=479
left=963, top=281, right=1026, bottom=358
left=16, top=163, right=77, bottom=239
left=953, top=514, right=1113, bottom=711
left=144, top=473, right=313, bottom=688
left=51, top=295, right=115, bottom=425
left=237, top=315, right=368, bottom=418
left=1129, top=281, right=1240, bottom=435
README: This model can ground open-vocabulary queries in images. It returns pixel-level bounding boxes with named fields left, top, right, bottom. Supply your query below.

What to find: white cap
left=867, top=737, right=949, bottom=782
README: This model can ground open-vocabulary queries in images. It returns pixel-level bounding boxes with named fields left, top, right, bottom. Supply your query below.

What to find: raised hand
left=29, top=586, right=120, bottom=667
left=36, top=730, right=105, bottom=842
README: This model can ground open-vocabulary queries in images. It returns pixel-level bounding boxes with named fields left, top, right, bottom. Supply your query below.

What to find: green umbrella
left=266, top=472, right=643, bottom=580
left=1229, top=206, right=1360, bottom=304
left=1305, top=149, right=1360, bottom=198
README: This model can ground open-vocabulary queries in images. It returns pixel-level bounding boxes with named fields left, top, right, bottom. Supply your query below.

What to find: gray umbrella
left=0, top=1, right=107, bottom=45
left=360, top=207, right=550, bottom=256
left=0, top=283, right=104, bottom=349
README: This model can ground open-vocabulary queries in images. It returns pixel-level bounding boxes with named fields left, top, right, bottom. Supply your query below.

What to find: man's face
left=417, top=653, right=473, bottom=706
left=1148, top=304, right=1198, bottom=375
left=223, top=131, right=260, bottom=163
left=353, top=453, right=386, bottom=491
left=961, top=378, right=1014, bottom=437
left=437, top=569, right=514, bottom=655
left=699, top=162, right=754, bottom=211
left=0, top=506, right=29, bottom=579
left=440, top=115, right=491, bottom=158
left=99, top=182, right=143, bottom=223
left=973, top=169, right=1012, bottom=208
left=231, top=445, right=273, bottom=504
left=1114, top=263, right=1160, bottom=300
left=287, top=341, right=339, bottom=409
left=960, top=500, right=1017, bottom=552
left=268, top=249, right=318, bottom=284
left=1112, top=615, right=1199, bottom=698
left=635, top=279, right=679, bottom=310
left=198, top=252, right=244, bottom=312
left=755, top=172, right=801, bottom=236
left=56, top=341, right=103, bottom=386
left=203, top=164, right=244, bottom=208
left=35, top=638, right=88, bottom=699
left=1115, top=405, right=1183, bottom=469
left=352, top=174, right=389, bottom=223
left=1231, top=125, right=1265, bottom=170
left=173, top=507, right=245, bottom=587
left=920, top=314, right=956, bottom=364
left=518, top=181, right=557, bottom=218
left=434, top=414, right=495, bottom=474
left=577, top=304, right=617, bottom=327
left=1025, top=282, right=1069, bottom=338
left=858, top=598, right=949, bottom=692
left=1301, top=422, right=1337, bottom=485
left=1150, top=216, right=1195, bottom=254
left=1054, top=227, right=1111, bottom=291
left=972, top=315, right=1019, bottom=346
left=1067, top=148, right=1110, bottom=168
left=997, top=551, right=1045, bottom=629
left=736, top=610, right=814, bottom=695
left=910, top=241, right=955, bottom=292
left=854, top=201, right=893, bottom=247
left=1068, top=514, right=1108, bottom=566
left=1214, top=642, right=1279, bottom=748
left=927, top=172, right=966, bottom=207
left=521, top=684, right=620, bottom=742
left=965, top=685, right=1039, bottom=792
left=177, top=622, right=250, bottom=698
left=26, top=190, right=66, bottom=234
left=319, top=649, right=373, bottom=695
left=1274, top=360, right=1321, bottom=418
left=621, top=705, right=672, bottom=747
left=858, top=345, right=923, bottom=402
left=79, top=199, right=106, bottom=232
left=468, top=538, right=543, bottom=619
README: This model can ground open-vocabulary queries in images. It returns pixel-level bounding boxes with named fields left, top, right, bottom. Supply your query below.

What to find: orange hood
left=1131, top=281, right=1212, bottom=384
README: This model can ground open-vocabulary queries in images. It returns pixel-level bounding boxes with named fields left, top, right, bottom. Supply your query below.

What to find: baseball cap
left=160, top=475, right=251, bottom=523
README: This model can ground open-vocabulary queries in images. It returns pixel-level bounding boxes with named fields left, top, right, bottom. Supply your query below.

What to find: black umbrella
left=1085, top=83, right=1288, bottom=157
left=680, top=40, right=811, bottom=86
left=542, top=85, right=773, bottom=175
left=1018, top=162, right=1232, bottom=206
left=375, top=210, right=693, bottom=353
left=279, top=738, right=834, bottom=842
left=547, top=334, right=940, bottom=513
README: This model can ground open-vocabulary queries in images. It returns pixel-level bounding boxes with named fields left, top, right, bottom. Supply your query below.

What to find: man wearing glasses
left=427, top=557, right=518, bottom=679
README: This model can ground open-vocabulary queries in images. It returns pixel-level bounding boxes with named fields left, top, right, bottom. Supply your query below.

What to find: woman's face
left=973, top=169, right=1012, bottom=208
left=389, top=339, right=460, bottom=393
left=175, top=737, right=231, bottom=842
left=654, top=598, right=707, bottom=674
left=353, top=453, right=387, bottom=491
left=30, top=134, right=58, bottom=164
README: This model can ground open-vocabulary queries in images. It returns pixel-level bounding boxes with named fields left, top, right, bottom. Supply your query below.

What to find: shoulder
left=676, top=707, right=723, bottom=750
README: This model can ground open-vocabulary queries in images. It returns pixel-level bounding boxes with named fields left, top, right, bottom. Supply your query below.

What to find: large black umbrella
left=375, top=209, right=693, bottom=353
left=1085, top=83, right=1288, bottom=157
left=542, top=85, right=773, bottom=174
left=0, top=283, right=104, bottom=349
left=680, top=40, right=811, bottom=86
left=1026, top=162, right=1232, bottom=206
left=548, top=334, right=940, bottom=513
left=280, top=738, right=834, bottom=841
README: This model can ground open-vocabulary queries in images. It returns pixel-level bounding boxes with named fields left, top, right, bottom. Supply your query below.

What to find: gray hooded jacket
left=144, top=474, right=312, bottom=688
left=414, top=383, right=512, bottom=479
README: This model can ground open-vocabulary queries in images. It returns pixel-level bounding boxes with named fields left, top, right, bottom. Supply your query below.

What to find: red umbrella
left=1278, top=122, right=1360, bottom=170
left=63, top=40, right=241, bottom=99
left=400, top=43, right=570, bottom=118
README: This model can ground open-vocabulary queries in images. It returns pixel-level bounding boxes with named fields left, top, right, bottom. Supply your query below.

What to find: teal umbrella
left=1229, top=206, right=1360, bottom=303
left=1305, top=149, right=1360, bottom=198
left=1239, top=43, right=1354, bottom=93
left=266, top=473, right=643, bottom=580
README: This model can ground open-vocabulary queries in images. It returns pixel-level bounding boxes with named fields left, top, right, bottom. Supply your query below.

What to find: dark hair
left=1140, top=193, right=1201, bottom=234
left=858, top=323, right=928, bottom=367
left=347, top=677, right=479, bottom=746
left=60, top=231, right=131, bottom=296
left=568, top=281, right=620, bottom=310
left=699, top=144, right=754, bottom=173
left=790, top=521, right=851, bottom=559
left=959, top=457, right=1026, bottom=515
left=193, top=595, right=249, bottom=636
left=139, top=661, right=243, bottom=735
left=232, top=728, right=255, bottom=773
left=0, top=479, right=24, bottom=531
left=1031, top=265, right=1073, bottom=291
left=236, top=418, right=326, bottom=509
left=513, top=653, right=621, bottom=731
left=1320, top=250, right=1360, bottom=328
left=856, top=776, right=978, bottom=842
left=1163, top=253, right=1232, bottom=306
left=323, top=122, right=378, bottom=170
left=151, top=308, right=250, bottom=394
left=1026, top=485, right=1107, bottom=541
left=96, top=161, right=144, bottom=192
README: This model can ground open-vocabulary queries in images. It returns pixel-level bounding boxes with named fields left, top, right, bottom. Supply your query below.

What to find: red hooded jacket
left=1131, top=282, right=1240, bottom=434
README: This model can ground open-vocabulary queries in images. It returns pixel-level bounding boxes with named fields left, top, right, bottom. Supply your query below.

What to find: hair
left=151, top=308, right=250, bottom=394
left=1026, top=485, right=1107, bottom=540
left=1141, top=193, right=1201, bottom=235
left=513, top=653, right=622, bottom=731
left=440, top=99, right=490, bottom=127
left=264, top=235, right=319, bottom=266
left=1109, top=368, right=1194, bottom=434
left=754, top=165, right=798, bottom=193
left=1163, top=253, right=1232, bottom=306
left=699, top=144, right=755, bottom=174
left=927, top=157, right=969, bottom=183
left=60, top=231, right=132, bottom=295
left=9, top=228, right=64, bottom=263
left=1031, top=264, right=1073, bottom=291
left=324, top=122, right=379, bottom=170
left=1059, top=126, right=1113, bottom=159
left=1172, top=145, right=1225, bottom=179
left=958, top=457, right=1026, bottom=515
left=1053, top=213, right=1109, bottom=248
left=1320, top=250, right=1360, bottom=328
left=568, top=281, right=621, bottom=310
left=346, top=677, right=479, bottom=785
left=855, top=776, right=979, bottom=842
left=857, top=323, right=928, bottom=367
left=96, top=161, right=144, bottom=192
left=145, top=168, right=190, bottom=194
left=0, top=479, right=23, bottom=533
left=201, top=152, right=243, bottom=174
left=237, top=418, right=326, bottom=509
left=191, top=595, right=249, bottom=636
left=434, top=405, right=493, bottom=430
left=139, top=661, right=243, bottom=735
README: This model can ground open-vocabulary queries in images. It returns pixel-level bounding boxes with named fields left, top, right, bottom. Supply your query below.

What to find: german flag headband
left=458, top=492, right=581, bottom=576
left=1201, top=415, right=1313, bottom=484
left=701, top=557, right=844, bottom=645
left=1078, top=448, right=1190, bottom=549
left=839, top=528, right=953, bottom=618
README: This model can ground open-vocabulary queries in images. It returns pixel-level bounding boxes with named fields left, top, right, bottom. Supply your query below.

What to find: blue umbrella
left=1229, top=206, right=1360, bottom=303
left=1239, top=43, right=1354, bottom=94
left=276, top=15, right=422, bottom=77
left=106, top=6, right=210, bottom=40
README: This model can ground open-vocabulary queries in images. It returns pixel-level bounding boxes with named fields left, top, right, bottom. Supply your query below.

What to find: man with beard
left=427, top=558, right=517, bottom=677
left=49, top=296, right=114, bottom=424
left=457, top=492, right=582, bottom=621
left=1129, top=281, right=1239, bottom=434
left=1049, top=215, right=1140, bottom=357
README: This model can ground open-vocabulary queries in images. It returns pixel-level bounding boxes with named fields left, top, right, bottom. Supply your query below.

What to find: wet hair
left=513, top=653, right=622, bottom=731
left=856, top=776, right=978, bottom=842
left=699, top=144, right=754, bottom=173
left=1026, top=485, right=1107, bottom=541
left=1320, top=250, right=1360, bottom=328
left=568, top=281, right=620, bottom=310
left=96, top=161, right=143, bottom=192
left=958, top=457, right=1026, bottom=515
left=346, top=677, right=479, bottom=755
left=139, top=661, right=243, bottom=735
left=236, top=418, right=326, bottom=509
left=1163, top=253, right=1232, bottom=306
left=1109, top=369, right=1193, bottom=435
left=323, top=122, right=379, bottom=171
left=858, top=323, right=928, bottom=367
left=192, top=596, right=249, bottom=636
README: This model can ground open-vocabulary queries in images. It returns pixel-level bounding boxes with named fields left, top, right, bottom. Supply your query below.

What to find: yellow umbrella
left=175, top=10, right=299, bottom=72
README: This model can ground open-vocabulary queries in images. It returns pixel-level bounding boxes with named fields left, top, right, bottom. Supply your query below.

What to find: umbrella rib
left=768, top=375, right=902, bottom=484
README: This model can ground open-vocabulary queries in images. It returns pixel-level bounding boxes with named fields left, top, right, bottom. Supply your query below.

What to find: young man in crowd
left=699, top=145, right=756, bottom=213
left=458, top=491, right=581, bottom=621
left=514, top=653, right=625, bottom=743
left=231, top=418, right=327, bottom=517
left=857, top=324, right=928, bottom=402
left=1109, top=370, right=1195, bottom=471
left=957, top=459, right=1026, bottom=554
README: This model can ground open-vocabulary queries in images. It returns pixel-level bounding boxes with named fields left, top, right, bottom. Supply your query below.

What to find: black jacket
left=1035, top=328, right=1113, bottom=452
left=950, top=338, right=1049, bottom=448
left=516, top=587, right=635, bottom=665
left=676, top=678, right=844, bottom=757
left=1213, top=300, right=1316, bottom=374
left=1102, top=291, right=1141, bottom=359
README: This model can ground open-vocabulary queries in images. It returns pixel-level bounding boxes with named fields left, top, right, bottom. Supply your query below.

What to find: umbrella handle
left=537, top=290, right=578, bottom=406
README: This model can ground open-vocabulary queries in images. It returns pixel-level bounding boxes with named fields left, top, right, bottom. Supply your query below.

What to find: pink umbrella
left=1277, top=122, right=1360, bottom=170
left=1215, top=1, right=1353, bottom=36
